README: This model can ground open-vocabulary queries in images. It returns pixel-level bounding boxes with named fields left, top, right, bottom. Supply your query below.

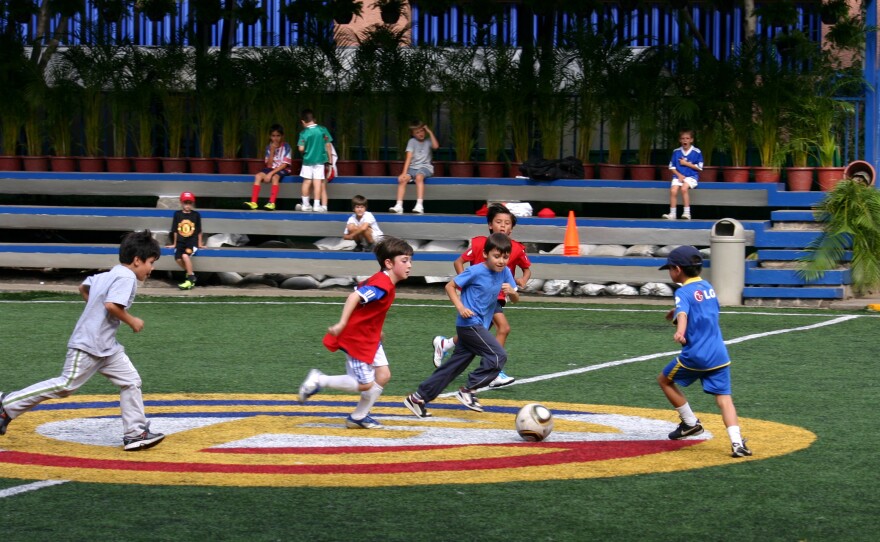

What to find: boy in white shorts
left=664, top=129, right=703, bottom=220
left=297, top=237, right=413, bottom=429
left=295, top=109, right=333, bottom=212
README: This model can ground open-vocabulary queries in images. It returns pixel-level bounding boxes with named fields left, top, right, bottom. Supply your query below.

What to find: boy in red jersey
left=297, top=237, right=413, bottom=429
left=431, top=204, right=531, bottom=387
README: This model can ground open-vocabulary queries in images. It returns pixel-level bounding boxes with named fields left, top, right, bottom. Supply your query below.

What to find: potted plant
left=45, top=62, right=80, bottom=172
left=135, top=0, right=177, bottom=21
left=329, top=0, right=363, bottom=25
left=440, top=47, right=481, bottom=177
left=21, top=77, right=49, bottom=171
left=373, top=0, right=406, bottom=25
left=0, top=36, right=29, bottom=171
left=628, top=47, right=668, bottom=181
left=234, top=0, right=264, bottom=25
left=476, top=41, right=518, bottom=177
left=596, top=44, right=638, bottom=179
left=720, top=39, right=759, bottom=182
left=798, top=176, right=880, bottom=295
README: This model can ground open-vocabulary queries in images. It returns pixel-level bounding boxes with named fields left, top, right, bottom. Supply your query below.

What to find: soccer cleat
left=403, top=393, right=432, bottom=418
left=455, top=387, right=483, bottom=412
left=313, top=205, right=327, bottom=213
left=353, top=243, right=365, bottom=252
left=731, top=439, right=753, bottom=458
left=298, top=369, right=324, bottom=404
left=668, top=419, right=704, bottom=440
left=243, top=201, right=258, bottom=210
left=295, top=203, right=313, bottom=212
left=123, top=429, right=165, bottom=451
left=345, top=414, right=384, bottom=429
left=432, top=336, right=447, bottom=368
left=681, top=212, right=692, bottom=220
left=488, top=371, right=516, bottom=388
left=264, top=202, right=276, bottom=211
left=389, top=204, right=403, bottom=214
left=661, top=213, right=677, bottom=220
left=412, top=204, right=424, bottom=214
left=178, top=279, right=194, bottom=290
left=0, top=393, right=11, bottom=436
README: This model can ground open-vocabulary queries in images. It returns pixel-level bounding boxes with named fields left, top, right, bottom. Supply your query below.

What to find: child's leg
left=417, top=332, right=478, bottom=402
left=395, top=174, right=409, bottom=203
left=175, top=257, right=186, bottom=272
left=250, top=175, right=266, bottom=203
left=669, top=184, right=680, bottom=210
left=2, top=349, right=102, bottom=421
left=180, top=254, right=194, bottom=276
left=312, top=179, right=324, bottom=206
left=321, top=183, right=329, bottom=208
left=463, top=325, right=507, bottom=390
left=99, top=350, right=151, bottom=438
left=492, top=312, right=511, bottom=346
left=681, top=183, right=691, bottom=208
left=414, top=174, right=425, bottom=201
left=351, top=362, right=390, bottom=420
left=301, top=178, right=313, bottom=207
left=657, top=372, right=699, bottom=424
left=269, top=174, right=281, bottom=203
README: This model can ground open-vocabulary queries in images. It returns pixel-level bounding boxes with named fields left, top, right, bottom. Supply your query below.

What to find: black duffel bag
left=518, top=156, right=585, bottom=181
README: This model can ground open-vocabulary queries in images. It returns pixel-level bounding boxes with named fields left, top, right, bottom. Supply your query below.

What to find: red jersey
left=322, top=271, right=395, bottom=363
left=461, top=235, right=531, bottom=300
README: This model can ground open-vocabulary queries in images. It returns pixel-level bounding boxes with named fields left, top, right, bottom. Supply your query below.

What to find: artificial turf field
left=0, top=292, right=877, bottom=541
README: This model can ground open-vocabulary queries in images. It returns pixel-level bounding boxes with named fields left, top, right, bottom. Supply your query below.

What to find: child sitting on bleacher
left=167, top=191, right=203, bottom=290
left=343, top=195, right=383, bottom=252
left=391, top=121, right=439, bottom=215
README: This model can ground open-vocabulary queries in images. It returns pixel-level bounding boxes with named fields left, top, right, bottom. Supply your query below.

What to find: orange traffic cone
left=564, top=211, right=580, bottom=256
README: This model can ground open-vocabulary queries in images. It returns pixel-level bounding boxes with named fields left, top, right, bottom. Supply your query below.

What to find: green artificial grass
left=0, top=296, right=877, bottom=541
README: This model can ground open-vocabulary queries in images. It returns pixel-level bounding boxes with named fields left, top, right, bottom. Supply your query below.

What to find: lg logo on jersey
left=693, top=288, right=716, bottom=302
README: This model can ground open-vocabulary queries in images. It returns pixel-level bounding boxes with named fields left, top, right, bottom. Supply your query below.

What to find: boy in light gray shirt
left=0, top=230, right=166, bottom=451
left=391, top=120, right=439, bottom=215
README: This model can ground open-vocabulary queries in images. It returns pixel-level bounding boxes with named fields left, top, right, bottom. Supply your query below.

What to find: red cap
left=537, top=207, right=556, bottom=218
left=475, top=203, right=488, bottom=216
left=180, top=191, right=195, bottom=203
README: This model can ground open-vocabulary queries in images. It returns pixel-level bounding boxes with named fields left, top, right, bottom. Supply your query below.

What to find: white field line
left=443, top=314, right=861, bottom=396
left=0, top=479, right=68, bottom=499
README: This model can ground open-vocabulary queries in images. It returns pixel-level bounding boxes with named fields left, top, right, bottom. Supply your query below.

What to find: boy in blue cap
left=657, top=245, right=752, bottom=458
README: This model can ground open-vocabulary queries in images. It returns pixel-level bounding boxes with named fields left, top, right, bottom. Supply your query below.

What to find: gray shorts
left=406, top=167, right=433, bottom=181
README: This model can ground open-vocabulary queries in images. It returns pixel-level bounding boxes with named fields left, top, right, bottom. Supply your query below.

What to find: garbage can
left=709, top=218, right=746, bottom=306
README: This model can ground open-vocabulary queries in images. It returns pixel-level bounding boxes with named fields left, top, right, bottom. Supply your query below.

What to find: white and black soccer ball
left=515, top=403, right=554, bottom=442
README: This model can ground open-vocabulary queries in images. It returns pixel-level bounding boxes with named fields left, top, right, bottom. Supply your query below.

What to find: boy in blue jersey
left=657, top=245, right=752, bottom=458
left=663, top=129, right=703, bottom=220
left=404, top=232, right=519, bottom=417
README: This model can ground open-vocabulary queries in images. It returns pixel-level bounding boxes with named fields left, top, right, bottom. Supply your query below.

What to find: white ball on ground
left=515, top=403, right=554, bottom=442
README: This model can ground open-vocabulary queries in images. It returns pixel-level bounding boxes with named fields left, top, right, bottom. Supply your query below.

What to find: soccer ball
left=515, top=403, right=554, bottom=442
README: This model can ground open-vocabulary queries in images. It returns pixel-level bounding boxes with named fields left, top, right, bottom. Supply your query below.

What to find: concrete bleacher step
left=745, top=261, right=850, bottom=285
left=742, top=286, right=846, bottom=300
left=755, top=249, right=852, bottom=262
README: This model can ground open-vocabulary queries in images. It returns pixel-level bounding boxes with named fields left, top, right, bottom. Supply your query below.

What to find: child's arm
left=673, top=312, right=688, bottom=344
left=324, top=141, right=333, bottom=164
left=445, top=280, right=474, bottom=319
left=105, top=302, right=144, bottom=333
left=501, top=283, right=519, bottom=303
left=516, top=267, right=532, bottom=289
left=165, top=232, right=177, bottom=249
left=197, top=232, right=204, bottom=248
left=78, top=283, right=90, bottom=301
left=425, top=126, right=439, bottom=150
left=327, top=290, right=362, bottom=336
left=452, top=255, right=466, bottom=274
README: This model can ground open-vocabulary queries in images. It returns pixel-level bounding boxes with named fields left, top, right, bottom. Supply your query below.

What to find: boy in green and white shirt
left=296, top=109, right=334, bottom=213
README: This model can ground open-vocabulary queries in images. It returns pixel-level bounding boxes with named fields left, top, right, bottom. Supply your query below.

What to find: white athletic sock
left=675, top=403, right=699, bottom=426
left=442, top=338, right=455, bottom=352
left=352, top=383, right=383, bottom=419
left=395, top=200, right=403, bottom=207
left=302, top=196, right=310, bottom=206
left=683, top=206, right=691, bottom=214
left=669, top=207, right=677, bottom=214
left=320, top=374, right=359, bottom=393
left=727, top=425, right=743, bottom=445
left=416, top=198, right=424, bottom=205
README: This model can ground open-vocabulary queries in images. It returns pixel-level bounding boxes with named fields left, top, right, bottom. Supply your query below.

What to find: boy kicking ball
left=297, top=237, right=413, bottom=429
left=657, top=245, right=752, bottom=458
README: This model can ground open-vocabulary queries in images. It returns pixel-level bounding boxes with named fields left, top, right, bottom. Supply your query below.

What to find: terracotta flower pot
left=816, top=166, right=845, bottom=191
left=22, top=156, right=50, bottom=171
left=722, top=166, right=750, bottom=183
left=477, top=161, right=505, bottom=178
left=245, top=159, right=265, bottom=175
left=447, top=161, right=475, bottom=177
left=105, top=157, right=131, bottom=173
left=50, top=156, right=78, bottom=172
left=77, top=157, right=105, bottom=172
left=335, top=160, right=358, bottom=176
left=189, top=158, right=216, bottom=174
left=628, top=164, right=657, bottom=181
left=0, top=156, right=22, bottom=171
left=753, top=167, right=781, bottom=183
left=132, top=157, right=161, bottom=173
left=700, top=166, right=719, bottom=182
left=432, top=161, right=446, bottom=177
left=785, top=167, right=814, bottom=191
left=216, top=158, right=243, bottom=174
left=597, top=163, right=626, bottom=180
left=162, top=158, right=189, bottom=173
left=359, top=160, right=387, bottom=176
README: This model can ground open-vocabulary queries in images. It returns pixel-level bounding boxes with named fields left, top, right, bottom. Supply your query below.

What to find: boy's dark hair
left=680, top=128, right=695, bottom=138
left=119, top=230, right=160, bottom=264
left=301, top=109, right=315, bottom=123
left=270, top=123, right=284, bottom=135
left=484, top=232, right=512, bottom=256
left=486, top=203, right=517, bottom=228
left=374, top=236, right=413, bottom=267
left=409, top=119, right=425, bottom=131
left=352, top=194, right=368, bottom=208
left=680, top=263, right=703, bottom=277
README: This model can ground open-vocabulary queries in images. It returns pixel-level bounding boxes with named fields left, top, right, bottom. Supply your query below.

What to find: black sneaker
left=403, top=393, right=432, bottom=418
left=668, top=419, right=704, bottom=440
left=455, top=387, right=484, bottom=412
left=0, top=393, right=10, bottom=436
left=123, top=429, right=165, bottom=451
left=353, top=243, right=364, bottom=252
left=731, top=439, right=753, bottom=458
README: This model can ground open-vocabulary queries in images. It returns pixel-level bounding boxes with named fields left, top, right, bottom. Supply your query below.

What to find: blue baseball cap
left=659, top=245, right=703, bottom=269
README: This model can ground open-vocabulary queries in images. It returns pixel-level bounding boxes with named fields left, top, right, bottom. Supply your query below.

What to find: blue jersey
left=453, top=263, right=516, bottom=329
left=673, top=277, right=729, bottom=370
left=669, top=146, right=704, bottom=179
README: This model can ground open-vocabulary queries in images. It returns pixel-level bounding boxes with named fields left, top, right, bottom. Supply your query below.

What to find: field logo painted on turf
left=0, top=394, right=815, bottom=487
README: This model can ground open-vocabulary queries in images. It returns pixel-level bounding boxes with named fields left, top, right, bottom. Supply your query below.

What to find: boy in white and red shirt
left=432, top=204, right=531, bottom=387
left=244, top=123, right=293, bottom=211
left=297, top=237, right=413, bottom=429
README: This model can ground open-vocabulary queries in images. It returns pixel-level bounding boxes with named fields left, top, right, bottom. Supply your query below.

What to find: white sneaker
left=314, top=205, right=327, bottom=213
left=488, top=371, right=516, bottom=388
left=432, top=336, right=446, bottom=368
left=389, top=204, right=403, bottom=214
left=412, top=204, right=424, bottom=214
left=297, top=204, right=313, bottom=212
left=661, top=213, right=677, bottom=220
left=681, top=212, right=691, bottom=220
left=298, top=368, right=324, bottom=403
